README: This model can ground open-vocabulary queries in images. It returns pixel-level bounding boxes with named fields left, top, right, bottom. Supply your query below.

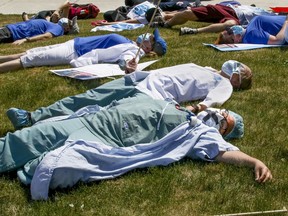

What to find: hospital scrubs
left=0, top=97, right=190, bottom=173
left=29, top=63, right=232, bottom=123
left=20, top=34, right=143, bottom=68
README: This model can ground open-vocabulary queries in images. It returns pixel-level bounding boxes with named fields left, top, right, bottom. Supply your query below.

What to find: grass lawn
left=0, top=14, right=287, bottom=216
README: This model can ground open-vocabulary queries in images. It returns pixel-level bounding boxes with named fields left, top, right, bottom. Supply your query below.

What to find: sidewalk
left=0, top=0, right=286, bottom=15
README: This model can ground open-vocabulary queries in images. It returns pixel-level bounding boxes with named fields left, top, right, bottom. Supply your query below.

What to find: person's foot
left=150, top=21, right=164, bottom=28
left=179, top=27, right=198, bottom=36
left=6, top=108, right=32, bottom=130
left=22, top=12, right=28, bottom=21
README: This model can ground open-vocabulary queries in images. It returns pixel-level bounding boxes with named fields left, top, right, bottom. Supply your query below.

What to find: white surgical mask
left=221, top=60, right=242, bottom=82
left=136, top=33, right=151, bottom=44
left=58, top=18, right=69, bottom=27
left=197, top=108, right=224, bottom=130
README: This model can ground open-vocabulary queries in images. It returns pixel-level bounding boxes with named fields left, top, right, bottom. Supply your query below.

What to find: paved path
left=0, top=0, right=287, bottom=15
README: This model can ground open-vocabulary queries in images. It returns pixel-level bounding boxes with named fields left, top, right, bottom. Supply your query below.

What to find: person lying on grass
left=149, top=2, right=275, bottom=36
left=7, top=62, right=252, bottom=133
left=0, top=16, right=79, bottom=45
left=0, top=29, right=166, bottom=74
left=215, top=15, right=288, bottom=45
left=21, top=0, right=71, bottom=23
left=0, top=96, right=272, bottom=200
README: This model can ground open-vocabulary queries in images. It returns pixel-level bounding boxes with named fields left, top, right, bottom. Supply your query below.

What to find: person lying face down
left=215, top=15, right=288, bottom=45
left=0, top=29, right=167, bottom=74
left=6, top=62, right=251, bottom=131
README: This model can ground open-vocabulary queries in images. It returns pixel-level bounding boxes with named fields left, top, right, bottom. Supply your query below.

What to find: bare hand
left=125, top=58, right=137, bottom=74
left=12, top=39, right=27, bottom=45
left=185, top=105, right=197, bottom=113
left=254, top=160, right=273, bottom=183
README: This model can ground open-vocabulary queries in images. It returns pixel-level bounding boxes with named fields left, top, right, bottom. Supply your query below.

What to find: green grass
left=0, top=14, right=287, bottom=216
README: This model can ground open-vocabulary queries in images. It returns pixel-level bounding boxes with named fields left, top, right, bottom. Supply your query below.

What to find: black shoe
left=150, top=21, right=165, bottom=28
left=179, top=27, right=198, bottom=36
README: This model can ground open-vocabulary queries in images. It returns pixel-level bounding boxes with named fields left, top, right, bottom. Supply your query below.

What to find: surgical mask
left=229, top=25, right=245, bottom=36
left=221, top=60, right=242, bottom=82
left=197, top=108, right=224, bottom=130
left=136, top=33, right=151, bottom=44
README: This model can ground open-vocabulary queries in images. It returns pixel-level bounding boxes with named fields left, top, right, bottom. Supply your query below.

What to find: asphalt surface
left=0, top=0, right=287, bottom=15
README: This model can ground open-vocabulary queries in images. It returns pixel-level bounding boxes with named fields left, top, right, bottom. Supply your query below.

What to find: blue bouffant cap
left=152, top=28, right=167, bottom=56
left=137, top=29, right=167, bottom=56
left=224, top=110, right=244, bottom=140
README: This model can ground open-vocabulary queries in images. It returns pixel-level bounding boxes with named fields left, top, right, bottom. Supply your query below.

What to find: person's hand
left=12, top=39, right=27, bottom=45
left=185, top=104, right=204, bottom=113
left=186, top=105, right=197, bottom=113
left=91, top=20, right=108, bottom=26
left=125, top=58, right=137, bottom=74
left=254, top=160, right=273, bottom=183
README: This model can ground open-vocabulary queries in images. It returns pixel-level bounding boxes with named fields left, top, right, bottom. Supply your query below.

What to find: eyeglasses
left=219, top=109, right=229, bottom=135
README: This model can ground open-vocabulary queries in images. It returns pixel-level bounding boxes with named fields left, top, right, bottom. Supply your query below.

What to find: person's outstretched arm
left=215, top=151, right=272, bottom=183
left=197, top=20, right=238, bottom=34
left=12, top=32, right=53, bottom=45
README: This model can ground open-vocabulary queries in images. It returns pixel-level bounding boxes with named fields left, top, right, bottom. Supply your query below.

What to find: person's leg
left=0, top=59, right=23, bottom=73
left=7, top=75, right=143, bottom=129
left=59, top=0, right=70, bottom=19
left=20, top=40, right=76, bottom=68
left=0, top=117, right=87, bottom=173
left=165, top=9, right=198, bottom=27
left=30, top=77, right=139, bottom=122
left=0, top=52, right=25, bottom=63
left=168, top=4, right=239, bottom=28
left=197, top=19, right=237, bottom=33
left=179, top=4, right=239, bottom=35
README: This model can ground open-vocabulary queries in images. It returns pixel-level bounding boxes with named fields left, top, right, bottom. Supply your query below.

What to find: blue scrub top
left=7, top=19, right=64, bottom=40
left=73, top=34, right=133, bottom=56
left=243, top=15, right=286, bottom=44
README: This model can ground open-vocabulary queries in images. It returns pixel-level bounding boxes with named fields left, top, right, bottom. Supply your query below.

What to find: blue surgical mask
left=136, top=33, right=151, bottom=44
left=229, top=25, right=245, bottom=36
